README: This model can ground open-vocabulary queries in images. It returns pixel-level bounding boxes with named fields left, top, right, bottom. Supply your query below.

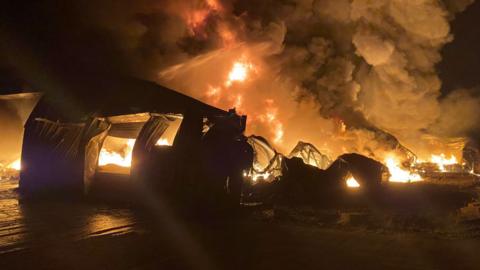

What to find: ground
left=1, top=176, right=480, bottom=270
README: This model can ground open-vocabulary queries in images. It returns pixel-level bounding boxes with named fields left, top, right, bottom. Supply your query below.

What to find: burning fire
left=98, top=138, right=172, bottom=168
left=346, top=176, right=360, bottom=188
left=227, top=62, right=247, bottom=83
left=225, top=60, right=254, bottom=87
left=7, top=158, right=21, bottom=171
left=385, top=157, right=422, bottom=183
left=98, top=139, right=135, bottom=168
left=430, top=154, right=458, bottom=172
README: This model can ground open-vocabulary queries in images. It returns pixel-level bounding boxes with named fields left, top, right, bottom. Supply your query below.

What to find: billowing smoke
left=1, top=0, right=478, bottom=162
left=156, top=0, right=477, bottom=160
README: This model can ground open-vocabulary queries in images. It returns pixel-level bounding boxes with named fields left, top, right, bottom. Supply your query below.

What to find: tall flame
left=385, top=157, right=422, bottom=183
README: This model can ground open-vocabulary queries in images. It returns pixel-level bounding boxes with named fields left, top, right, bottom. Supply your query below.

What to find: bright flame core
left=430, top=154, right=457, bottom=172
left=155, top=138, right=170, bottom=146
left=226, top=62, right=249, bottom=86
left=346, top=176, right=360, bottom=188
left=98, top=139, right=135, bottom=168
left=385, top=157, right=422, bottom=183
left=8, top=158, right=21, bottom=171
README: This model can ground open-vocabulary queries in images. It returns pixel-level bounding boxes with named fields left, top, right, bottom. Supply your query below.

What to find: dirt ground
left=1, top=177, right=480, bottom=270
left=1, top=218, right=480, bottom=270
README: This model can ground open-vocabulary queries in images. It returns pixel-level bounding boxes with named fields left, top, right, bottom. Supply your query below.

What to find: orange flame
left=257, top=99, right=285, bottom=144
left=98, top=139, right=135, bottom=168
left=385, top=156, right=422, bottom=183
left=98, top=138, right=172, bottom=168
left=430, top=154, right=458, bottom=172
left=155, top=138, right=170, bottom=146
left=346, top=176, right=360, bottom=188
left=225, top=61, right=254, bottom=87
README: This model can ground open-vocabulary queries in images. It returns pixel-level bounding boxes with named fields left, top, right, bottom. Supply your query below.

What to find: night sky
left=0, top=2, right=479, bottom=95
left=439, top=0, right=480, bottom=95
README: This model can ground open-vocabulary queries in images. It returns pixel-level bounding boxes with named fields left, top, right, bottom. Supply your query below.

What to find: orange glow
left=217, top=22, right=236, bottom=47
left=346, top=176, right=360, bottom=188
left=186, top=10, right=209, bottom=34
left=257, top=99, right=285, bottom=144
left=7, top=158, right=21, bottom=171
left=99, top=137, right=173, bottom=168
left=233, top=94, right=243, bottom=110
left=430, top=154, right=458, bottom=172
left=206, top=85, right=222, bottom=105
left=385, top=156, right=422, bottom=183
left=206, top=85, right=221, bottom=97
left=225, top=61, right=254, bottom=87
left=206, top=0, right=222, bottom=11
left=203, top=57, right=258, bottom=110
left=155, top=138, right=170, bottom=146
left=273, top=122, right=284, bottom=144
left=98, top=139, right=135, bottom=168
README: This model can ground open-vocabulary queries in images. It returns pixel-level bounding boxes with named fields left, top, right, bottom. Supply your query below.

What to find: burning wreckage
left=14, top=78, right=252, bottom=210
left=2, top=78, right=480, bottom=211
left=242, top=135, right=480, bottom=206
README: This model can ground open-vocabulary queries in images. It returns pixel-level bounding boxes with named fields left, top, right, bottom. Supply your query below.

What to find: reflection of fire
left=346, top=176, right=360, bottom=188
left=430, top=154, right=457, bottom=172
left=385, top=157, right=422, bottom=183
left=8, top=158, right=21, bottom=171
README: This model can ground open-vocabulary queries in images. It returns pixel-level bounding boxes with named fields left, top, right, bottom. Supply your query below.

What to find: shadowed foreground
left=1, top=177, right=480, bottom=270
left=1, top=219, right=480, bottom=270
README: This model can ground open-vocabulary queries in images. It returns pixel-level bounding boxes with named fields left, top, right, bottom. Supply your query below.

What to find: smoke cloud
left=1, top=0, right=478, bottom=161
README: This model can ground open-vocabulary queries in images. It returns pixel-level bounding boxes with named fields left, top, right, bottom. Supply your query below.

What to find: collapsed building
left=289, top=141, right=332, bottom=169
left=4, top=76, right=478, bottom=210
left=19, top=78, right=252, bottom=208
left=242, top=135, right=389, bottom=205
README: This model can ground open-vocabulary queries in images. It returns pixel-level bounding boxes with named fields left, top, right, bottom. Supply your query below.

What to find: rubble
left=288, top=141, right=332, bottom=169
